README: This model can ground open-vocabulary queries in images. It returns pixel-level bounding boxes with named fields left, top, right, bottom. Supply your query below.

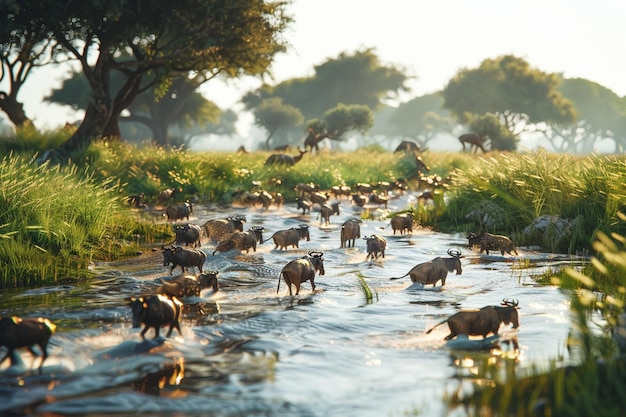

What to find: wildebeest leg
left=140, top=325, right=151, bottom=339
left=309, top=278, right=316, bottom=292
left=166, top=321, right=181, bottom=338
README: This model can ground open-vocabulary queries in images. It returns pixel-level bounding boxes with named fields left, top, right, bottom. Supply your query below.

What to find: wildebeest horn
left=308, top=251, right=324, bottom=258
left=298, top=224, right=309, bottom=229
left=251, top=226, right=264, bottom=231
left=447, top=249, right=462, bottom=258
left=501, top=299, right=519, bottom=308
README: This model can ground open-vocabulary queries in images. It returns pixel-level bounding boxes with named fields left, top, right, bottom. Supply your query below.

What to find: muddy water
left=0, top=194, right=580, bottom=416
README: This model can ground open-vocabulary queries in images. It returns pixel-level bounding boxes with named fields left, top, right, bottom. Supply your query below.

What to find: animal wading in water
left=162, top=246, right=206, bottom=274
left=340, top=218, right=362, bottom=248
left=164, top=200, right=193, bottom=222
left=263, top=225, right=310, bottom=250
left=277, top=251, right=325, bottom=296
left=363, top=235, right=387, bottom=261
left=468, top=232, right=518, bottom=256
left=203, top=216, right=246, bottom=242
left=130, top=294, right=183, bottom=339
left=389, top=249, right=463, bottom=287
left=212, top=227, right=264, bottom=255
left=157, top=272, right=219, bottom=298
left=426, top=299, right=520, bottom=340
left=0, top=316, right=57, bottom=372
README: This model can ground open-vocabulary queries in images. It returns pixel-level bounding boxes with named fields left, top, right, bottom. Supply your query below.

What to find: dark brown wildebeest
left=277, top=251, right=326, bottom=295
left=164, top=200, right=193, bottom=222
left=130, top=294, right=183, bottom=339
left=340, top=218, right=362, bottom=248
left=426, top=299, right=520, bottom=340
left=468, top=232, right=518, bottom=256
left=264, top=225, right=310, bottom=250
left=264, top=149, right=307, bottom=166
left=390, top=213, right=414, bottom=235
left=162, top=246, right=206, bottom=274
left=458, top=133, right=489, bottom=153
left=158, top=272, right=220, bottom=297
left=389, top=249, right=463, bottom=287
left=0, top=316, right=56, bottom=372
left=364, top=235, right=387, bottom=261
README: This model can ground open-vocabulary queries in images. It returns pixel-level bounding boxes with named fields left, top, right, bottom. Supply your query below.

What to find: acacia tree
left=546, top=77, right=626, bottom=153
left=253, top=97, right=303, bottom=150
left=304, top=104, right=374, bottom=151
left=46, top=70, right=224, bottom=146
left=382, top=93, right=455, bottom=149
left=0, top=1, right=60, bottom=131
left=243, top=48, right=409, bottom=147
left=24, top=0, right=290, bottom=162
left=442, top=55, right=576, bottom=150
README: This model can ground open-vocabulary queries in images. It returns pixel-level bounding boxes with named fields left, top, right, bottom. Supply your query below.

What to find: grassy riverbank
left=0, top=138, right=625, bottom=415
left=1, top=140, right=625, bottom=287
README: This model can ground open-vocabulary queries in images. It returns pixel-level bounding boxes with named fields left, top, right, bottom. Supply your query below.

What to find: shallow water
left=0, top=195, right=582, bottom=416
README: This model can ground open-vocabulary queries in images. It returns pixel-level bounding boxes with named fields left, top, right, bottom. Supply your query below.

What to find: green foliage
left=438, top=150, right=626, bottom=253
left=443, top=55, right=576, bottom=149
left=0, top=153, right=168, bottom=287
left=469, top=113, right=518, bottom=151
left=254, top=97, right=304, bottom=149
left=448, top=227, right=626, bottom=417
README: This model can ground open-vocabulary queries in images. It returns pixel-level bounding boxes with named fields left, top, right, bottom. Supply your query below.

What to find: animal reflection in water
left=131, top=360, right=185, bottom=395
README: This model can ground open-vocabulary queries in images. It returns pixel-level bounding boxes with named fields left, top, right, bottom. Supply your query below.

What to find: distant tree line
left=2, top=1, right=626, bottom=158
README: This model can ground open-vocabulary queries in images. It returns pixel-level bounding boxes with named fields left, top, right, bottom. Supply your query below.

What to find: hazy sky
left=8, top=0, right=626, bottom=130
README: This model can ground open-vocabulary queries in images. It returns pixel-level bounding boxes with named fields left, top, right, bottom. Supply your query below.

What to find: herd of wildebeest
left=1, top=139, right=522, bottom=373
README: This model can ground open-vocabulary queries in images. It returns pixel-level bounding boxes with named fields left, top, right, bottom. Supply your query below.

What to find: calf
left=364, top=235, right=387, bottom=260
left=0, top=316, right=56, bottom=372
left=130, top=294, right=183, bottom=339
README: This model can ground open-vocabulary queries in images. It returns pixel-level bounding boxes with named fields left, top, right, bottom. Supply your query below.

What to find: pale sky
left=7, top=0, right=626, bottom=132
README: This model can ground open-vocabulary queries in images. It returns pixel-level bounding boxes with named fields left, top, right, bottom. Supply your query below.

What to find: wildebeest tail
left=276, top=272, right=282, bottom=294
left=425, top=319, right=448, bottom=334
left=389, top=272, right=409, bottom=280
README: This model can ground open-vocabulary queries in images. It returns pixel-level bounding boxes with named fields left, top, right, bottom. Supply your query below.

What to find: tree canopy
left=442, top=55, right=576, bottom=150
left=2, top=0, right=291, bottom=161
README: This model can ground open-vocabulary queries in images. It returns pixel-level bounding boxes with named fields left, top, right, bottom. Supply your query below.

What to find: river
left=0, top=194, right=580, bottom=416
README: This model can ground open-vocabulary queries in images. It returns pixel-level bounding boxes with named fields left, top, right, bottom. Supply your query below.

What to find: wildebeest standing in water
left=277, top=251, right=326, bottom=296
left=426, top=299, right=520, bottom=340
left=130, top=294, right=183, bottom=339
left=389, top=249, right=463, bottom=287
left=0, top=316, right=57, bottom=372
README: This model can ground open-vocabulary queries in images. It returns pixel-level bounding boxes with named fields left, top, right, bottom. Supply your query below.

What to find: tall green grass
left=0, top=153, right=170, bottom=287
left=446, top=221, right=626, bottom=417
left=441, top=150, right=626, bottom=253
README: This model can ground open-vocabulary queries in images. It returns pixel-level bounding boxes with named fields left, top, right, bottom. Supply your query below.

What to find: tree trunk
left=39, top=100, right=111, bottom=163
left=0, top=92, right=35, bottom=131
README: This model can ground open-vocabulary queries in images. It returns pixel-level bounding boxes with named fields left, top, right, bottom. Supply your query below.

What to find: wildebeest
left=468, top=232, right=518, bottom=256
left=296, top=198, right=312, bottom=215
left=393, top=140, right=422, bottom=153
left=212, top=227, right=264, bottom=255
left=264, top=149, right=307, bottom=166
left=157, top=187, right=182, bottom=204
left=390, top=213, right=414, bottom=235
left=364, top=235, right=387, bottom=260
left=0, top=316, right=56, bottom=372
left=174, top=223, right=202, bottom=247
left=164, top=200, right=193, bottom=222
left=389, top=249, right=463, bottom=287
left=309, top=191, right=329, bottom=208
left=294, top=182, right=319, bottom=197
left=264, top=225, right=310, bottom=250
left=130, top=294, right=183, bottom=339
left=127, top=193, right=145, bottom=208
left=203, top=216, right=246, bottom=242
left=340, top=218, right=362, bottom=248
left=158, top=272, right=219, bottom=298
left=369, top=193, right=388, bottom=208
left=318, top=202, right=340, bottom=226
left=426, top=299, right=520, bottom=340
left=330, top=185, right=351, bottom=199
left=162, top=246, right=206, bottom=274
left=277, top=251, right=326, bottom=295
left=458, top=133, right=489, bottom=153
left=351, top=193, right=367, bottom=207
